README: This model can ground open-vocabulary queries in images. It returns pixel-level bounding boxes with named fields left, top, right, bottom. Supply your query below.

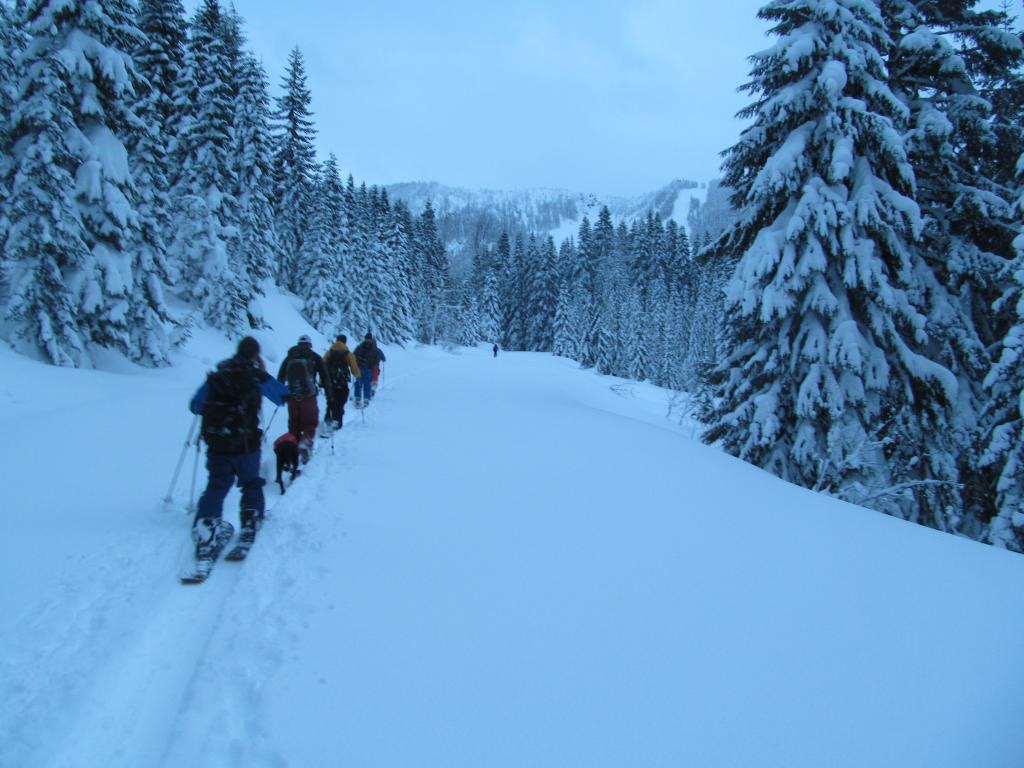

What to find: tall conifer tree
left=273, top=46, right=316, bottom=290
left=4, top=10, right=87, bottom=365
left=234, top=50, right=279, bottom=322
left=6, top=0, right=173, bottom=364
left=168, top=0, right=248, bottom=335
left=703, top=0, right=960, bottom=520
left=884, top=0, right=1022, bottom=528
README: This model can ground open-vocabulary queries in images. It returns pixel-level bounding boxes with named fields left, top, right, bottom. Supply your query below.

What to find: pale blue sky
left=189, top=1, right=772, bottom=194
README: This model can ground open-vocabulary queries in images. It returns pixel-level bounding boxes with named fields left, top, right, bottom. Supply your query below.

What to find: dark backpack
left=285, top=355, right=316, bottom=398
left=201, top=360, right=262, bottom=454
left=355, top=342, right=378, bottom=372
left=327, top=352, right=350, bottom=387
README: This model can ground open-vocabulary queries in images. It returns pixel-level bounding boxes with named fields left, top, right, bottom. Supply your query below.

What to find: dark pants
left=326, top=383, right=349, bottom=426
left=354, top=371, right=373, bottom=402
left=195, top=451, right=264, bottom=526
left=288, top=395, right=319, bottom=448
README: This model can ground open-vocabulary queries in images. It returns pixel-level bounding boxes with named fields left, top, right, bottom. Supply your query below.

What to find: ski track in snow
left=5, top=428, right=335, bottom=768
left=2, top=339, right=1024, bottom=767
left=0, top=351, right=418, bottom=768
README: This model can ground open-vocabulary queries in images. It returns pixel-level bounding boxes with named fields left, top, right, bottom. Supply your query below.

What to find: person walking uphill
left=353, top=332, right=381, bottom=408
left=188, top=336, right=289, bottom=563
left=277, top=334, right=331, bottom=462
left=323, top=334, right=361, bottom=429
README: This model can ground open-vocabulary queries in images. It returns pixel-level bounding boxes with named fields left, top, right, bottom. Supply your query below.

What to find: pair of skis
left=179, top=528, right=256, bottom=584
left=182, top=409, right=330, bottom=585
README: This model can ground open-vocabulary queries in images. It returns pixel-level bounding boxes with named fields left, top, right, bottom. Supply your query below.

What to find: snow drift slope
left=1, top=330, right=1023, bottom=767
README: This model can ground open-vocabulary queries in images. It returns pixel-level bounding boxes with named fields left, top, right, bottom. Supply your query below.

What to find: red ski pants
left=287, top=395, right=319, bottom=448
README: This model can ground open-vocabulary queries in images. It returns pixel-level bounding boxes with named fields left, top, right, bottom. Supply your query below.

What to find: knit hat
left=237, top=336, right=260, bottom=359
left=298, top=334, right=312, bottom=346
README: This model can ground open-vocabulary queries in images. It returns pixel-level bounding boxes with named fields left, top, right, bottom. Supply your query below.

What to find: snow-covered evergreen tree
left=884, top=0, right=1022, bottom=529
left=168, top=0, right=247, bottom=335
left=365, top=188, right=397, bottom=340
left=135, top=0, right=187, bottom=182
left=342, top=177, right=371, bottom=335
left=300, top=163, right=339, bottom=333
left=980, top=154, right=1024, bottom=551
left=0, top=1, right=28, bottom=289
left=526, top=235, right=558, bottom=350
left=3, top=19, right=88, bottom=365
left=970, top=2, right=1024, bottom=191
left=630, top=214, right=657, bottom=310
left=478, top=266, right=501, bottom=345
left=453, top=278, right=482, bottom=346
left=676, top=224, right=692, bottom=265
left=5, top=0, right=175, bottom=364
left=495, top=232, right=517, bottom=349
left=574, top=217, right=597, bottom=367
left=625, top=290, right=651, bottom=382
left=378, top=198, right=417, bottom=342
left=233, top=50, right=279, bottom=324
left=126, top=74, right=176, bottom=365
left=130, top=0, right=189, bottom=363
left=218, top=3, right=244, bottom=100
left=684, top=258, right=727, bottom=386
left=703, top=0, right=961, bottom=521
left=273, top=46, right=316, bottom=291
left=415, top=201, right=452, bottom=343
left=594, top=316, right=617, bottom=376
left=552, top=238, right=580, bottom=360
left=65, top=0, right=147, bottom=354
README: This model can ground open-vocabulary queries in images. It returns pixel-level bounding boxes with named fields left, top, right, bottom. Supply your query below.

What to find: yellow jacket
left=324, top=342, right=361, bottom=381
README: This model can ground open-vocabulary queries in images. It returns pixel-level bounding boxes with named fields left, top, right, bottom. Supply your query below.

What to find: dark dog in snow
left=274, top=432, right=301, bottom=494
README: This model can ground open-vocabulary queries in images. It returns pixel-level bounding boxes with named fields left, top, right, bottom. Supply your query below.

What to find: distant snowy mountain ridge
left=386, top=178, right=717, bottom=271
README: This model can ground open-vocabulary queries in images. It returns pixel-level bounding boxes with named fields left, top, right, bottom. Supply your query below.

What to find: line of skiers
left=186, top=332, right=385, bottom=559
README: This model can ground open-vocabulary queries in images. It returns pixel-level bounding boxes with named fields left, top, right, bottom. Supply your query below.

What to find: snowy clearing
left=1, top=299, right=1023, bottom=768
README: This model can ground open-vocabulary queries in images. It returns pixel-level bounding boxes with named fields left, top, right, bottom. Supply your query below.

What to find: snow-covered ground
left=2, top=296, right=1023, bottom=768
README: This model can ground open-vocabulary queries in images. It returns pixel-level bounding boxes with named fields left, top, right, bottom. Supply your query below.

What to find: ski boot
left=192, top=517, right=234, bottom=559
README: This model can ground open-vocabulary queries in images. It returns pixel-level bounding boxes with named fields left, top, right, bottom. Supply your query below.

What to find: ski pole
left=188, top=433, right=202, bottom=515
left=164, top=414, right=199, bottom=504
left=262, top=405, right=280, bottom=444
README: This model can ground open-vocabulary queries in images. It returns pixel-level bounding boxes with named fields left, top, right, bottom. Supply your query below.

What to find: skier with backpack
left=323, top=334, right=361, bottom=430
left=186, top=336, right=289, bottom=574
left=277, top=334, right=331, bottom=462
left=353, top=332, right=381, bottom=408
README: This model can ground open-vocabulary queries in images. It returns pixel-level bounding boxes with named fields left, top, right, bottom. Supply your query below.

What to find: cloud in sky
left=184, top=0, right=769, bottom=195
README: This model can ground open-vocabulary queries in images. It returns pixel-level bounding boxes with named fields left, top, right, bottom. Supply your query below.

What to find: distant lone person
left=493, top=343, right=499, bottom=358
